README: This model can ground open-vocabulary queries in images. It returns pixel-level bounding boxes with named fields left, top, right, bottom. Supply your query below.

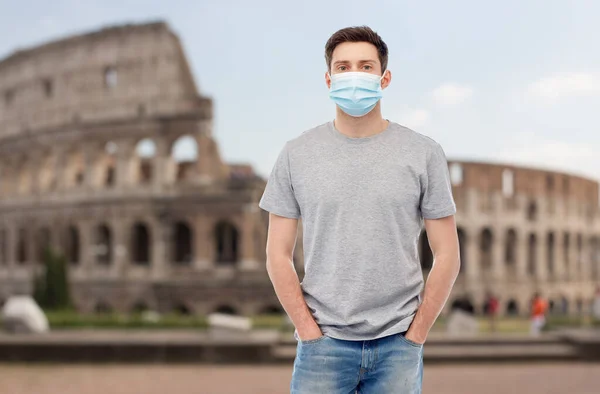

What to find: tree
left=33, top=247, right=72, bottom=311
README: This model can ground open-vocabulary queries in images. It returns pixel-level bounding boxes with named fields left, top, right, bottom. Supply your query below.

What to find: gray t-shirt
left=259, top=120, right=456, bottom=341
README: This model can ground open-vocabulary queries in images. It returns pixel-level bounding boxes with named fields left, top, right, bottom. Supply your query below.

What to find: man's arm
left=265, top=213, right=322, bottom=341
left=405, top=214, right=460, bottom=344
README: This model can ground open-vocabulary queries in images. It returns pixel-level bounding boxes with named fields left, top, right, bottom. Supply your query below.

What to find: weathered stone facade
left=0, top=22, right=278, bottom=316
left=442, top=161, right=600, bottom=316
left=1, top=22, right=598, bottom=318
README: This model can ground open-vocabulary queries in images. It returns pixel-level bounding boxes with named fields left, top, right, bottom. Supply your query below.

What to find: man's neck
left=333, top=104, right=389, bottom=138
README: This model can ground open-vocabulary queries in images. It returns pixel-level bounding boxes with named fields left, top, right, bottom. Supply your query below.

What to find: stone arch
left=104, top=65, right=118, bottom=88
left=214, top=221, right=239, bottom=265
left=480, top=228, right=493, bottom=269
left=506, top=299, right=519, bottom=315
left=450, top=295, right=475, bottom=314
left=38, top=150, right=57, bottom=192
left=134, top=138, right=156, bottom=184
left=419, top=231, right=434, bottom=270
left=527, top=233, right=537, bottom=277
left=171, top=135, right=198, bottom=182
left=1, top=161, right=14, bottom=196
left=173, top=221, right=193, bottom=264
left=451, top=299, right=463, bottom=310
left=95, top=224, right=113, bottom=265
left=214, top=305, right=237, bottom=315
left=36, top=227, right=51, bottom=264
left=173, top=302, right=192, bottom=315
left=16, top=158, right=33, bottom=195
left=527, top=200, right=538, bottom=221
left=131, top=301, right=149, bottom=314
left=260, top=305, right=284, bottom=315
left=563, top=233, right=571, bottom=279
left=590, top=236, right=600, bottom=280
left=16, top=228, right=27, bottom=264
left=65, top=148, right=85, bottom=188
left=457, top=227, right=467, bottom=272
left=547, top=232, right=555, bottom=277
left=65, top=225, right=80, bottom=265
left=95, top=301, right=113, bottom=314
left=505, top=229, right=517, bottom=266
left=131, top=222, right=151, bottom=265
left=101, top=141, right=117, bottom=187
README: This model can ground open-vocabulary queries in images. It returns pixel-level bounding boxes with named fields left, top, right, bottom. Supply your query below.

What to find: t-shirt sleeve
left=419, top=142, right=457, bottom=219
left=258, top=142, right=301, bottom=219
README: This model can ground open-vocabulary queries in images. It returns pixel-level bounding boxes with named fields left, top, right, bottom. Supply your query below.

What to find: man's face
left=325, top=41, right=391, bottom=89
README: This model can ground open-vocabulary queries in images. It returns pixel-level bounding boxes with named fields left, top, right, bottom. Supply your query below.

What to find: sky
left=1, top=0, right=600, bottom=180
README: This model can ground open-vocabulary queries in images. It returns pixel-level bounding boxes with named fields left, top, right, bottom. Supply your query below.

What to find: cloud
left=527, top=72, right=600, bottom=102
left=496, top=132, right=599, bottom=179
left=431, top=83, right=473, bottom=106
left=399, top=108, right=430, bottom=130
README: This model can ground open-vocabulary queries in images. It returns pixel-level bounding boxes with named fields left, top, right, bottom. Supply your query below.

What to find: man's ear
left=325, top=71, right=332, bottom=89
left=381, top=69, right=392, bottom=90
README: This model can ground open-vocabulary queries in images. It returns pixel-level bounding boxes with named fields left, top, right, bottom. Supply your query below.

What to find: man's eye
left=363, top=65, right=372, bottom=70
left=339, top=66, right=347, bottom=71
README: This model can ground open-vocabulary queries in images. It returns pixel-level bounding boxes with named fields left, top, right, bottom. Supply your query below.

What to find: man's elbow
left=265, top=250, right=293, bottom=272
left=434, top=249, right=461, bottom=273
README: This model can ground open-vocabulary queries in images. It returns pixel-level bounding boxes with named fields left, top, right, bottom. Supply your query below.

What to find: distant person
left=592, top=287, right=600, bottom=322
left=259, top=25, right=459, bottom=393
left=576, top=297, right=584, bottom=316
left=560, top=294, right=569, bottom=315
left=530, top=292, right=548, bottom=336
left=485, top=292, right=500, bottom=333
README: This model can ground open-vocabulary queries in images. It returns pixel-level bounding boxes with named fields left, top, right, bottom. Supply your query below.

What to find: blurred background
left=1, top=1, right=600, bottom=393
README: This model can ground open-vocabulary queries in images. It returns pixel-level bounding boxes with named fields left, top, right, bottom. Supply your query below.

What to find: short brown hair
left=325, top=26, right=388, bottom=73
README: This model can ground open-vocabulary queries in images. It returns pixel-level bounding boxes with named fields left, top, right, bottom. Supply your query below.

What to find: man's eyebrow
left=333, top=59, right=377, bottom=65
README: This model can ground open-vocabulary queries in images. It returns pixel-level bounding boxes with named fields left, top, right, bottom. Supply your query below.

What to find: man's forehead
left=331, top=42, right=379, bottom=62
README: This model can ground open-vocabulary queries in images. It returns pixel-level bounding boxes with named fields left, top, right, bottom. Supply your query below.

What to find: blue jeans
left=291, top=331, right=424, bottom=393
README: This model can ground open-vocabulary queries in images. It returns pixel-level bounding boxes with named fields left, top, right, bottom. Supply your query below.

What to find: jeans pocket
left=398, top=332, right=424, bottom=348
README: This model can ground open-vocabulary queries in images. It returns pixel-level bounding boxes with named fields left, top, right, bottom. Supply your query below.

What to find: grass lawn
left=1, top=310, right=598, bottom=333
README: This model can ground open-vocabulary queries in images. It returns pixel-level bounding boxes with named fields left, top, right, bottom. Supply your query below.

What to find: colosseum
left=0, top=21, right=599, bottom=319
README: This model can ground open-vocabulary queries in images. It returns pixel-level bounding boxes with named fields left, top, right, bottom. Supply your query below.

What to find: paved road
left=1, top=363, right=599, bottom=394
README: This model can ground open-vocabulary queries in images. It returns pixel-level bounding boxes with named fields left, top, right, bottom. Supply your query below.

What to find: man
left=530, top=292, right=548, bottom=337
left=259, top=26, right=460, bottom=393
left=485, top=291, right=499, bottom=333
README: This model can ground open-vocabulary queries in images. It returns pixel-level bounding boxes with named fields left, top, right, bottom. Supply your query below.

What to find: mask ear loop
left=378, top=70, right=387, bottom=90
